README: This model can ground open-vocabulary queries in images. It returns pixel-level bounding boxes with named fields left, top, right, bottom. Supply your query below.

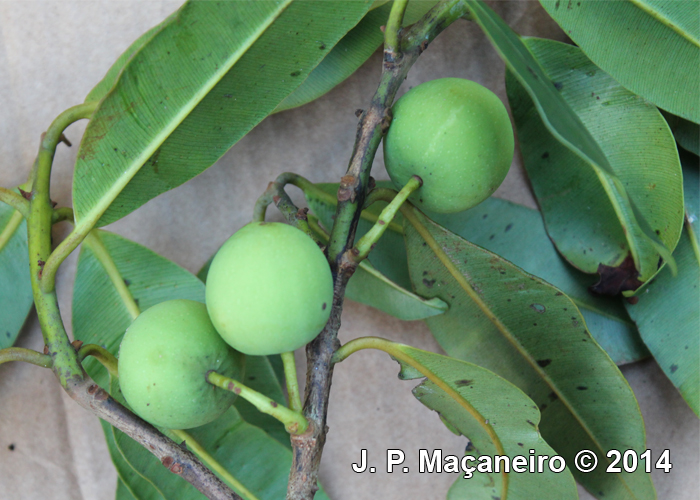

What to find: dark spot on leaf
left=423, top=278, right=436, bottom=288
left=553, top=81, right=563, bottom=91
left=541, top=151, right=549, bottom=159
left=577, top=386, right=588, bottom=391
left=526, top=420, right=536, bottom=427
left=223, top=94, right=233, bottom=98
left=670, top=364, right=678, bottom=373
left=465, top=441, right=475, bottom=452
left=517, top=442, right=524, bottom=447
left=537, top=359, right=552, bottom=368
left=5, top=332, right=9, bottom=338
left=489, top=234, right=495, bottom=240
left=548, top=391, right=558, bottom=402
left=590, top=255, right=643, bottom=295
left=248, top=376, right=256, bottom=381
left=505, top=223, right=513, bottom=232
left=455, top=379, right=473, bottom=387
left=540, top=403, right=547, bottom=411
left=555, top=292, right=563, bottom=296
left=290, top=71, right=301, bottom=77
left=123, top=279, right=131, bottom=286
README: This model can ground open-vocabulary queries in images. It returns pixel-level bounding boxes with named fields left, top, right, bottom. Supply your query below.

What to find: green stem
left=0, top=187, right=30, bottom=218
left=169, top=429, right=260, bottom=500
left=354, top=175, right=421, bottom=260
left=28, top=102, right=96, bottom=388
left=281, top=351, right=303, bottom=413
left=34, top=103, right=97, bottom=293
left=252, top=172, right=317, bottom=241
left=52, top=206, right=74, bottom=224
left=385, top=0, right=409, bottom=55
left=206, top=371, right=308, bottom=435
left=77, top=344, right=119, bottom=378
left=0, top=347, right=53, bottom=368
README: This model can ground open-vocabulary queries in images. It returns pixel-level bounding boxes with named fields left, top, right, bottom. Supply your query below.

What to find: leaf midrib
left=627, top=0, right=699, bottom=47
left=75, top=1, right=294, bottom=231
left=404, top=208, right=639, bottom=497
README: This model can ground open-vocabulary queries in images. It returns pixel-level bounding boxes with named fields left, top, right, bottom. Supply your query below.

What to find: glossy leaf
left=430, top=199, right=649, bottom=365
left=664, top=112, right=700, bottom=156
left=0, top=198, right=33, bottom=349
left=373, top=341, right=578, bottom=498
left=276, top=0, right=437, bottom=112
left=540, top=0, right=700, bottom=123
left=403, top=207, right=654, bottom=500
left=73, top=0, right=373, bottom=228
left=507, top=37, right=683, bottom=289
left=310, top=183, right=646, bottom=364
left=467, top=1, right=675, bottom=286
left=625, top=154, right=700, bottom=415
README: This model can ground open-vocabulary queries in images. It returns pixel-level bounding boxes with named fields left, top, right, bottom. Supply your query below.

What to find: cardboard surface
left=0, top=2, right=697, bottom=499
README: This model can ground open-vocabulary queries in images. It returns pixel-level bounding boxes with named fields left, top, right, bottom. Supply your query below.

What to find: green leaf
left=539, top=0, right=700, bottom=123
left=108, top=376, right=323, bottom=500
left=403, top=207, right=655, bottom=500
left=361, top=341, right=578, bottom=498
left=0, top=198, right=33, bottom=349
left=506, top=37, right=684, bottom=289
left=663, top=112, right=700, bottom=156
left=73, top=230, right=205, bottom=388
left=306, top=182, right=447, bottom=320
left=85, top=10, right=179, bottom=104
left=466, top=1, right=675, bottom=286
left=309, top=183, right=646, bottom=364
left=73, top=0, right=373, bottom=228
left=625, top=154, right=700, bottom=416
left=116, top=478, right=140, bottom=500
left=430, top=199, right=649, bottom=366
left=275, top=0, right=437, bottom=112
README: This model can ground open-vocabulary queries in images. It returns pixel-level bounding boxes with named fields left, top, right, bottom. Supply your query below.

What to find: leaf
left=466, top=1, right=675, bottom=287
left=85, top=10, right=179, bottom=104
left=275, top=0, right=437, bottom=112
left=506, top=37, right=684, bottom=289
left=663, top=112, right=700, bottom=156
left=306, top=182, right=447, bottom=320
left=368, top=341, right=578, bottom=498
left=625, top=153, right=700, bottom=416
left=539, top=0, right=700, bottom=123
left=429, top=199, right=649, bottom=366
left=403, top=207, right=655, bottom=500
left=0, top=197, right=33, bottom=349
left=73, top=0, right=373, bottom=228
left=310, top=183, right=646, bottom=364
left=108, top=376, right=324, bottom=500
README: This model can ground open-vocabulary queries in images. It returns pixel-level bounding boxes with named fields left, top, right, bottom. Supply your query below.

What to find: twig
left=286, top=2, right=468, bottom=499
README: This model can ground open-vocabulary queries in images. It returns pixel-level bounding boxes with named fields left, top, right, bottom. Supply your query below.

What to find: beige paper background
left=0, top=1, right=697, bottom=499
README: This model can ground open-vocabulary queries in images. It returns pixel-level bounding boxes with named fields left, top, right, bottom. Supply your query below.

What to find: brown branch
left=66, top=375, right=242, bottom=500
left=286, top=2, right=469, bottom=499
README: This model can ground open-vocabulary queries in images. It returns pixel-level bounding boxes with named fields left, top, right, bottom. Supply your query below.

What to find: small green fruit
left=118, top=299, right=243, bottom=429
left=383, top=78, right=514, bottom=213
left=206, top=222, right=333, bottom=356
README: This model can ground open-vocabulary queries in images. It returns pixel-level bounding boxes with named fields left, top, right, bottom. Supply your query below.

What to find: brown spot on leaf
left=537, top=359, right=552, bottom=368
left=455, top=379, right=473, bottom=387
left=590, top=254, right=643, bottom=295
left=422, top=278, right=436, bottom=288
left=670, top=364, right=678, bottom=373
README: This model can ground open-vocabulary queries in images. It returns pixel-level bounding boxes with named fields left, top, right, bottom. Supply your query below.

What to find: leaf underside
left=404, top=208, right=654, bottom=500
left=539, top=0, right=700, bottom=123
left=506, top=37, right=683, bottom=288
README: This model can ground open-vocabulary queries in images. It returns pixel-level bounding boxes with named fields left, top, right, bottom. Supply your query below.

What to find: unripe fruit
left=383, top=78, right=514, bottom=213
left=206, top=222, right=333, bottom=356
left=118, top=299, right=243, bottom=429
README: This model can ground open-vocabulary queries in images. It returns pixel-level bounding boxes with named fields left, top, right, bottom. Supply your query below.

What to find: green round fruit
left=205, top=222, right=333, bottom=356
left=118, top=299, right=243, bottom=429
left=383, top=78, right=514, bottom=213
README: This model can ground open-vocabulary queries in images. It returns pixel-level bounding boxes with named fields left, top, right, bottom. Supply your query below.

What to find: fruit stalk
left=206, top=371, right=309, bottom=434
left=287, top=2, right=469, bottom=499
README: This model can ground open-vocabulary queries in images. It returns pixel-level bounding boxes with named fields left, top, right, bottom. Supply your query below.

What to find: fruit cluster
left=117, top=78, right=512, bottom=429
